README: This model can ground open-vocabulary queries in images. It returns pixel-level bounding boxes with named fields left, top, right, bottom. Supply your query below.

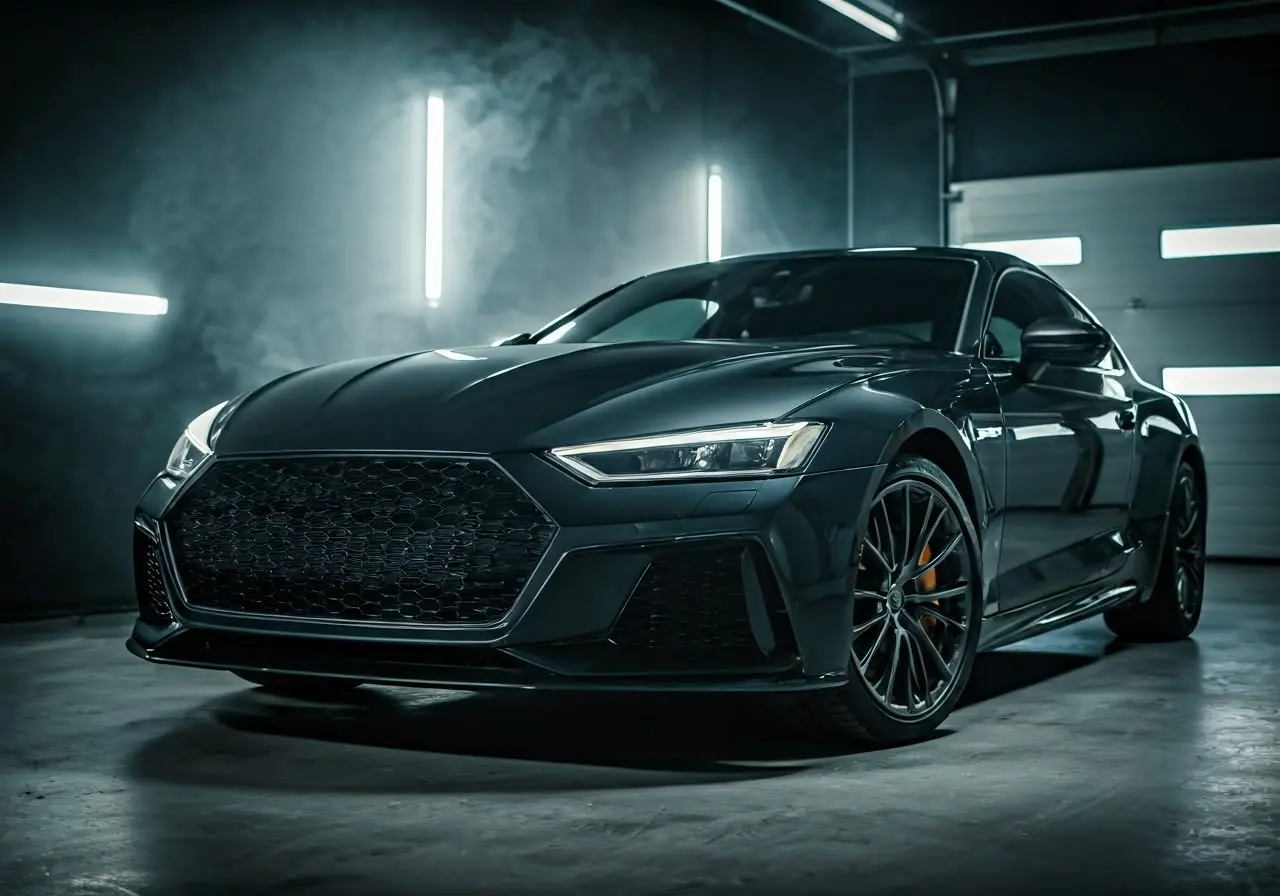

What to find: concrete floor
left=1, top=564, right=1277, bottom=896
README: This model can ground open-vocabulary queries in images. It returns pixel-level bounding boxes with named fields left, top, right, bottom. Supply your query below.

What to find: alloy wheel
left=851, top=479, right=974, bottom=720
left=1172, top=472, right=1206, bottom=621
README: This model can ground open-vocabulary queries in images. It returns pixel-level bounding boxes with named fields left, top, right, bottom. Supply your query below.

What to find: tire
left=1104, top=459, right=1206, bottom=642
left=795, top=454, right=984, bottom=745
left=233, top=671, right=364, bottom=699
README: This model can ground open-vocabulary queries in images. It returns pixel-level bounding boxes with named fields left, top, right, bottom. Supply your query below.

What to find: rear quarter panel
left=1131, top=381, right=1200, bottom=523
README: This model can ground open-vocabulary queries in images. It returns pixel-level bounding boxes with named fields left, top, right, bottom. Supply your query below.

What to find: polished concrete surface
left=2, top=563, right=1277, bottom=896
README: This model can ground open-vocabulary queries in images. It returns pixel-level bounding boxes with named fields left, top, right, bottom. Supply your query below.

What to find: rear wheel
left=233, top=671, right=364, bottom=699
left=1104, top=460, right=1205, bottom=642
left=797, top=455, right=983, bottom=744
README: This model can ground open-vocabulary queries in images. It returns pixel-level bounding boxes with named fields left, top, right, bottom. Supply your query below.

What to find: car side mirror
left=1020, top=316, right=1111, bottom=371
left=491, top=333, right=531, bottom=346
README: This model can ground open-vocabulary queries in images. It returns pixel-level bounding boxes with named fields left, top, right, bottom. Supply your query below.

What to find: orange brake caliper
left=918, top=543, right=939, bottom=637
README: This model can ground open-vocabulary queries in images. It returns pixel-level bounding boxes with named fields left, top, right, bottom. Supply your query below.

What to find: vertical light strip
left=1162, top=366, right=1280, bottom=396
left=406, top=95, right=426, bottom=294
left=424, top=94, right=444, bottom=305
left=0, top=283, right=168, bottom=315
left=707, top=166, right=723, bottom=262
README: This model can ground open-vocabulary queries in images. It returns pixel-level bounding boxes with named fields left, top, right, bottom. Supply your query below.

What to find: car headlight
left=163, top=399, right=236, bottom=479
left=548, top=421, right=827, bottom=484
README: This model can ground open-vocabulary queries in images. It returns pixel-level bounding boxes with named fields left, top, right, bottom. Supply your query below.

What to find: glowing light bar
left=816, top=0, right=902, bottom=41
left=0, top=282, right=168, bottom=316
left=707, top=167, right=723, bottom=262
left=1160, top=224, right=1280, bottom=259
left=425, top=94, right=444, bottom=304
left=1162, top=366, right=1280, bottom=396
left=961, top=236, right=1083, bottom=266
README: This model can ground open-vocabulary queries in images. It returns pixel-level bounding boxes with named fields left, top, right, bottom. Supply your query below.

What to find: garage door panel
left=1205, top=463, right=1280, bottom=496
left=1195, top=438, right=1280, bottom=465
left=1205, top=472, right=1280, bottom=559
left=955, top=191, right=1280, bottom=235
left=1102, top=306, right=1280, bottom=374
left=954, top=158, right=1280, bottom=201
left=954, top=160, right=1280, bottom=233
left=1208, top=528, right=1280, bottom=559
left=953, top=158, right=1280, bottom=559
left=1059, top=262, right=1280, bottom=311
left=1184, top=399, right=1280, bottom=438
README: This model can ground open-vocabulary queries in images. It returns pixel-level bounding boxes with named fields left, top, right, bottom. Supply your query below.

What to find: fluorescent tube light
left=961, top=236, right=1083, bottom=266
left=425, top=94, right=444, bottom=304
left=1162, top=366, right=1280, bottom=397
left=816, top=0, right=902, bottom=41
left=1160, top=224, right=1280, bottom=259
left=707, top=167, right=723, bottom=262
left=0, top=283, right=168, bottom=316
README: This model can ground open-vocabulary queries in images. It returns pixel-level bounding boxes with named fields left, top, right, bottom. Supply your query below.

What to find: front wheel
left=233, top=671, right=364, bottom=699
left=796, top=455, right=983, bottom=745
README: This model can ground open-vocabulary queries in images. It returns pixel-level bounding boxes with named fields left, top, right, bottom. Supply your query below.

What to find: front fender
left=876, top=409, right=990, bottom=526
left=797, top=366, right=996, bottom=529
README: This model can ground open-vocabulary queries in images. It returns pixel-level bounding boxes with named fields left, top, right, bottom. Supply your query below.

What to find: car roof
left=652, top=246, right=1032, bottom=276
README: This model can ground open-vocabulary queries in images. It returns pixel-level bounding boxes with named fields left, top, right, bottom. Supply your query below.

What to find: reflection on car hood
left=214, top=340, right=952, bottom=454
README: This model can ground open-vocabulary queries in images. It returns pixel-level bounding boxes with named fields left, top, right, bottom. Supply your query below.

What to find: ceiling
left=715, top=0, right=1280, bottom=68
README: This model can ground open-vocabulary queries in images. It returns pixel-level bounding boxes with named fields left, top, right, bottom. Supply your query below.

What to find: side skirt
left=977, top=578, right=1143, bottom=652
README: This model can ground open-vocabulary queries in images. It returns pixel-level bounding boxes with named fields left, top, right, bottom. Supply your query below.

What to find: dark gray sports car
left=128, top=247, right=1207, bottom=744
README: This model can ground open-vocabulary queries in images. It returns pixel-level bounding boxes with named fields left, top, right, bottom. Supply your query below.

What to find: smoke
left=128, top=1, right=666, bottom=391
left=438, top=18, right=663, bottom=323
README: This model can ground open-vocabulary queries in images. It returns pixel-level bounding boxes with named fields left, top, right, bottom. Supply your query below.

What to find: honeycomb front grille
left=133, top=530, right=173, bottom=626
left=167, top=456, right=556, bottom=625
left=610, top=544, right=761, bottom=651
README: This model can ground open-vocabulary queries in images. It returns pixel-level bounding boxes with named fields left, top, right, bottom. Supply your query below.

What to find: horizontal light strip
left=960, top=236, right=1082, bottom=266
left=1162, top=366, right=1280, bottom=396
left=0, top=282, right=168, bottom=315
left=1160, top=224, right=1280, bottom=259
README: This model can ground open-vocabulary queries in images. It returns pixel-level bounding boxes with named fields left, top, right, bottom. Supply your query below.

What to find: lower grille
left=610, top=544, right=763, bottom=651
left=167, top=456, right=557, bottom=625
left=134, top=531, right=173, bottom=626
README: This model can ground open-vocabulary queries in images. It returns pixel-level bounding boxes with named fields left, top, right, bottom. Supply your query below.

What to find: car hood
left=215, top=340, right=944, bottom=454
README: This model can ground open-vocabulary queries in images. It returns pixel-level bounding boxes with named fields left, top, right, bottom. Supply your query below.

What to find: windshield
left=533, top=254, right=977, bottom=349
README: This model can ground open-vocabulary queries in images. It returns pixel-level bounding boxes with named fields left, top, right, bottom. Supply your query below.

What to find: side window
left=986, top=317, right=1023, bottom=360
left=1096, top=347, right=1125, bottom=372
left=1059, top=293, right=1126, bottom=373
left=983, top=270, right=1079, bottom=361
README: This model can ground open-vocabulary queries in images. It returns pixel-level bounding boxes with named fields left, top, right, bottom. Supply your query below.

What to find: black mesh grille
left=133, top=530, right=173, bottom=626
left=167, top=456, right=556, bottom=624
left=610, top=544, right=761, bottom=651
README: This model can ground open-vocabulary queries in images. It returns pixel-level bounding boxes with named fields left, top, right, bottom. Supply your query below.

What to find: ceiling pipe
left=925, top=56, right=960, bottom=248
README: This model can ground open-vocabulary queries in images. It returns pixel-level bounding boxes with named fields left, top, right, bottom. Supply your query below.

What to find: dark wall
left=853, top=34, right=1280, bottom=246
left=0, top=0, right=849, bottom=620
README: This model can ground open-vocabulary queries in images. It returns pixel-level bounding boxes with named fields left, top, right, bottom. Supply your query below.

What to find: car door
left=982, top=269, right=1138, bottom=610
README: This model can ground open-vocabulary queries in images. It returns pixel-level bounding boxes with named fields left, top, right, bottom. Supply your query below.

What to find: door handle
left=1116, top=408, right=1137, bottom=431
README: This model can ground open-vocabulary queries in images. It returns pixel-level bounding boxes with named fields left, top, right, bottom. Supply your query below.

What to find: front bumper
left=129, top=452, right=883, bottom=693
